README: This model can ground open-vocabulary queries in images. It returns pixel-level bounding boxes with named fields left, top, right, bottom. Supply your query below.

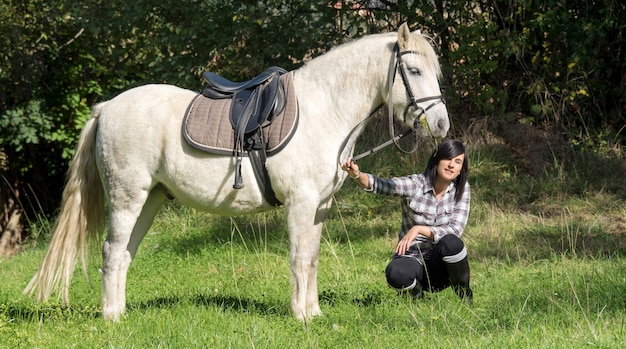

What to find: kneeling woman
left=341, top=139, right=473, bottom=302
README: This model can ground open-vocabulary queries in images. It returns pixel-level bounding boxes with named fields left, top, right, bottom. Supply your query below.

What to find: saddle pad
left=183, top=72, right=298, bottom=156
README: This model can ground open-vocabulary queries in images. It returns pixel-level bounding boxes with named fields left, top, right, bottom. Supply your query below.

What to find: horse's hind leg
left=101, top=187, right=167, bottom=321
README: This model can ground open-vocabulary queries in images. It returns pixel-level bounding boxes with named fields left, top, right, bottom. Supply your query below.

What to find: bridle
left=339, top=42, right=446, bottom=163
left=394, top=43, right=446, bottom=127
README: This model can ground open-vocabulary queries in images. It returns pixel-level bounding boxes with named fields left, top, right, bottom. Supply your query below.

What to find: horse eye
left=410, top=68, right=421, bottom=76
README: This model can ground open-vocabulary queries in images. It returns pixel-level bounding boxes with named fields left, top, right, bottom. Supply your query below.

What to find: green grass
left=1, top=138, right=625, bottom=348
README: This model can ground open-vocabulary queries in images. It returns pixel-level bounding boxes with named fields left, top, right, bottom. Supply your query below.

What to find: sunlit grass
left=1, top=137, right=625, bottom=348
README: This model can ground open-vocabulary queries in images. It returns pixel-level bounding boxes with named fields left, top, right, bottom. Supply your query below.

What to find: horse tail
left=24, top=103, right=107, bottom=304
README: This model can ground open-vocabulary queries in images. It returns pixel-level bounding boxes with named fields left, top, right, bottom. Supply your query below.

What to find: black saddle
left=201, top=66, right=288, bottom=189
left=203, top=68, right=280, bottom=94
left=202, top=66, right=287, bottom=133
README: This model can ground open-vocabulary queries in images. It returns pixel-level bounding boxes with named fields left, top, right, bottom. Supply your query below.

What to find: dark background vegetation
left=1, top=0, right=624, bottom=257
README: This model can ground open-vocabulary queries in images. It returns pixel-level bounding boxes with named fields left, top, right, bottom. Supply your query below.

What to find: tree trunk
left=1, top=150, right=24, bottom=259
left=0, top=207, right=22, bottom=258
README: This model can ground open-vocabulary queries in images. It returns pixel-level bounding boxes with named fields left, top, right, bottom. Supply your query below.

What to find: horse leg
left=287, top=197, right=332, bottom=321
left=101, top=187, right=167, bottom=321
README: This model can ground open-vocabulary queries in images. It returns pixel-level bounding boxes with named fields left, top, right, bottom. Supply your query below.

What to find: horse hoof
left=102, top=307, right=124, bottom=322
left=293, top=308, right=323, bottom=322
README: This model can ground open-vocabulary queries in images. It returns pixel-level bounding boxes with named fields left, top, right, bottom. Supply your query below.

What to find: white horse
left=24, top=23, right=449, bottom=322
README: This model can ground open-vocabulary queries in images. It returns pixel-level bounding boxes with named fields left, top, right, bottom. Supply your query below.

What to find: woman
left=341, top=139, right=472, bottom=303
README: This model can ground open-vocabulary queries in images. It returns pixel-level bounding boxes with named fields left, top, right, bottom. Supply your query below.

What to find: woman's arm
left=395, top=225, right=433, bottom=255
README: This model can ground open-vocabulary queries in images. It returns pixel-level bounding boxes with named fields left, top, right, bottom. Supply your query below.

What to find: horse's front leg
left=286, top=197, right=332, bottom=321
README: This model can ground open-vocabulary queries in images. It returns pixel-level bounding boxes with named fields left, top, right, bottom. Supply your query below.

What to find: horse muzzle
left=403, top=95, right=447, bottom=136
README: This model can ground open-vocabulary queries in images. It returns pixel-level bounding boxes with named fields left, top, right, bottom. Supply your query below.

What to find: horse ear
left=397, top=22, right=411, bottom=49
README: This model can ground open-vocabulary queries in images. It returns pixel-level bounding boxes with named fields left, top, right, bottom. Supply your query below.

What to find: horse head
left=389, top=23, right=449, bottom=138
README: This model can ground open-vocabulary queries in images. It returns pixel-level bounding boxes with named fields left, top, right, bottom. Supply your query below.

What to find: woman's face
left=436, top=153, right=465, bottom=183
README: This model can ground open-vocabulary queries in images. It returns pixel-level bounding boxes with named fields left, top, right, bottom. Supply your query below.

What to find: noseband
left=395, top=45, right=446, bottom=122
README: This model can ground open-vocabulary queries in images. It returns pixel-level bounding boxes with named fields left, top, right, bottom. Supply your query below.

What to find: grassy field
left=1, top=135, right=625, bottom=348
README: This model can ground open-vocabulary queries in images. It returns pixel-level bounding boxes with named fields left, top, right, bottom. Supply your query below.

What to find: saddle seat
left=203, top=68, right=280, bottom=95
left=201, top=66, right=287, bottom=134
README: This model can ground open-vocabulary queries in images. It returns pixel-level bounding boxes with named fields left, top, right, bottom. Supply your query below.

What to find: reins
left=339, top=42, right=445, bottom=164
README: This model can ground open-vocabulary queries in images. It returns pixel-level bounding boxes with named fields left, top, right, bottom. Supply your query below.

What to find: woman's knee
left=385, top=256, right=423, bottom=291
left=437, top=234, right=465, bottom=256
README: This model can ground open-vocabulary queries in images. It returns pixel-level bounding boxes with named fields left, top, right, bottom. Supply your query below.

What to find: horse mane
left=301, top=30, right=442, bottom=81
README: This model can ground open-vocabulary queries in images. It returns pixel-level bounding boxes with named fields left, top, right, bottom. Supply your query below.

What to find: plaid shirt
left=366, top=172, right=471, bottom=252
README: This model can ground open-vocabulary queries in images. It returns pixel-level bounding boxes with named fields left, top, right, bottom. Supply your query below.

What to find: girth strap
left=244, top=131, right=282, bottom=206
left=249, top=149, right=282, bottom=206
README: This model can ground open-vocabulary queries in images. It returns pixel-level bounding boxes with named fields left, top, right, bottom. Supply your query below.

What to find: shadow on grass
left=1, top=294, right=288, bottom=322
left=2, top=287, right=397, bottom=323
left=0, top=301, right=100, bottom=323
left=115, top=290, right=389, bottom=319
left=319, top=288, right=389, bottom=308
left=127, top=292, right=291, bottom=317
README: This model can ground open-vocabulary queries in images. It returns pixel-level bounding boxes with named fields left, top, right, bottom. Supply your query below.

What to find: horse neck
left=294, top=37, right=392, bottom=133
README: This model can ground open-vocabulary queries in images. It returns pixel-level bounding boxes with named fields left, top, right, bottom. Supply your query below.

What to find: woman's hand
left=395, top=225, right=432, bottom=255
left=341, top=158, right=360, bottom=178
left=341, top=158, right=369, bottom=188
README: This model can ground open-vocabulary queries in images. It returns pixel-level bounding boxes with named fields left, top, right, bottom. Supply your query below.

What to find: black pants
left=385, top=234, right=471, bottom=298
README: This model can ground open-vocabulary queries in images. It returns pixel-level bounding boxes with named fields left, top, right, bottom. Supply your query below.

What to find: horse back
left=97, top=84, right=195, bottom=149
left=96, top=84, right=271, bottom=212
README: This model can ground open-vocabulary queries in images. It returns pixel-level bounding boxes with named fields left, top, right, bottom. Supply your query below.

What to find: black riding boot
left=446, top=256, right=473, bottom=304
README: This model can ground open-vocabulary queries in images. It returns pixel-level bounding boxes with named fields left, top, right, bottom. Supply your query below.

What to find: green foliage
left=1, top=0, right=624, bottom=229
left=196, top=1, right=339, bottom=79
left=440, top=8, right=508, bottom=117
left=452, top=0, right=625, bottom=132
left=0, top=101, right=52, bottom=154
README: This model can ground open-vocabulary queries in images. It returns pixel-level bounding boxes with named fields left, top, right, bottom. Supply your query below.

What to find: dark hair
left=424, top=139, right=468, bottom=202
